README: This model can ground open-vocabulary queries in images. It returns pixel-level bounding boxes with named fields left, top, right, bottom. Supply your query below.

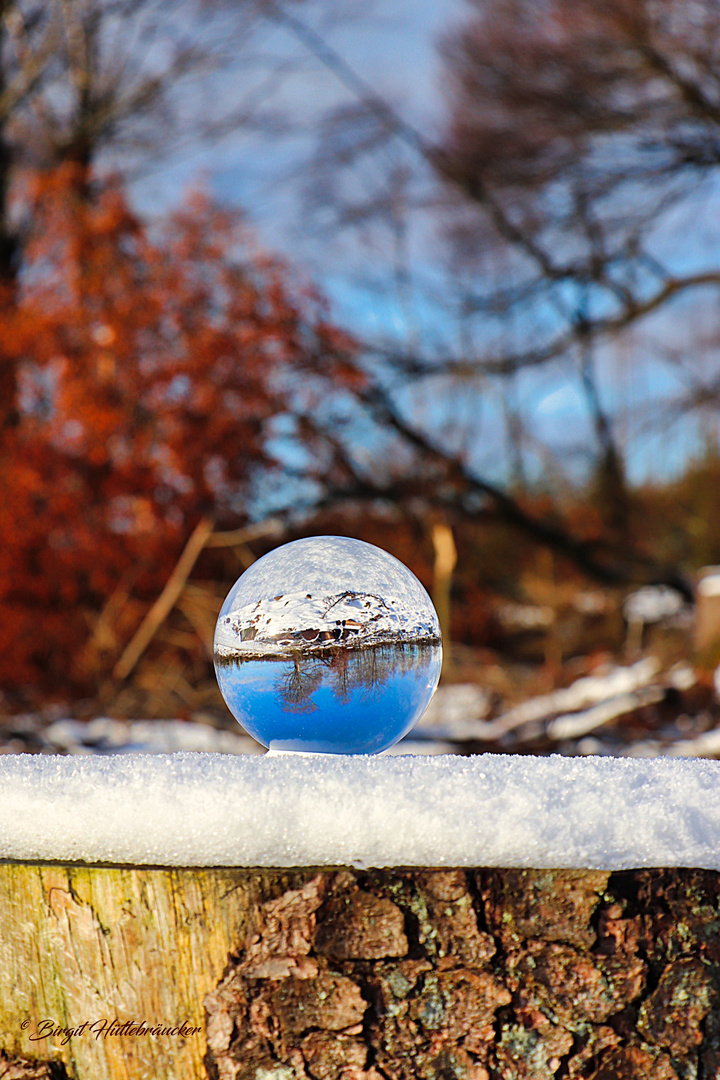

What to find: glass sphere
left=214, top=535, right=442, bottom=754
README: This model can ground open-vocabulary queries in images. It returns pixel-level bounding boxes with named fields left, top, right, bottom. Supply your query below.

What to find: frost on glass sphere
left=214, top=535, right=442, bottom=754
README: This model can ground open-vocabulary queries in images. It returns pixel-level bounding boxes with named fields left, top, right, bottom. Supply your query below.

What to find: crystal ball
left=214, top=535, right=442, bottom=754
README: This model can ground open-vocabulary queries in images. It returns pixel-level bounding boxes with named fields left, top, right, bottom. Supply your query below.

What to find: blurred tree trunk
left=0, top=125, right=17, bottom=287
left=0, top=6, right=18, bottom=287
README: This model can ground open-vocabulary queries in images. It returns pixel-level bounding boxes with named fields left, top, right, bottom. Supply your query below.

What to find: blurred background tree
left=282, top=0, right=720, bottom=592
left=0, top=166, right=358, bottom=694
left=436, top=0, right=720, bottom=524
left=0, top=0, right=362, bottom=699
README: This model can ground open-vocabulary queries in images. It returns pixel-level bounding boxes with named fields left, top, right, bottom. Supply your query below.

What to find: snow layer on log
left=0, top=753, right=719, bottom=869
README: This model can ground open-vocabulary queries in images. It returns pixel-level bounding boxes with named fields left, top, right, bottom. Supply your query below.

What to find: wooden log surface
left=0, top=865, right=718, bottom=1080
left=0, top=864, right=257, bottom=1080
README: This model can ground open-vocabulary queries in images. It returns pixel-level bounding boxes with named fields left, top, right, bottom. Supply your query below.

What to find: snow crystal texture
left=0, top=752, right=719, bottom=869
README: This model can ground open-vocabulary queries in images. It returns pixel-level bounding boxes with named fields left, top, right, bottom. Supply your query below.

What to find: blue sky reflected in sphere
left=217, top=644, right=442, bottom=754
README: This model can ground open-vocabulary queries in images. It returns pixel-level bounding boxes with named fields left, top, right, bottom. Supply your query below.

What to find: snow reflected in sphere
left=214, top=536, right=442, bottom=754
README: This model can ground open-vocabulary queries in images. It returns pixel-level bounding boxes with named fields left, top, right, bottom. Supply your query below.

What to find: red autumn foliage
left=0, top=166, right=359, bottom=695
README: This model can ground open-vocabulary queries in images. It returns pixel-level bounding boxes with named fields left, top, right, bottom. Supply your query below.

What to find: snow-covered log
left=1, top=753, right=719, bottom=1078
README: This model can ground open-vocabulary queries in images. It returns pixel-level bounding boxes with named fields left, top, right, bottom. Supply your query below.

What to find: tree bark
left=0, top=865, right=717, bottom=1080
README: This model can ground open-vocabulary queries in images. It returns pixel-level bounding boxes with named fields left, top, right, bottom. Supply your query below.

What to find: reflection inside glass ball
left=214, top=536, right=442, bottom=754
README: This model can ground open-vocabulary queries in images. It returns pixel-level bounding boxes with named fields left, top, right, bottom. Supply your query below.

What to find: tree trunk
left=0, top=865, right=717, bottom=1080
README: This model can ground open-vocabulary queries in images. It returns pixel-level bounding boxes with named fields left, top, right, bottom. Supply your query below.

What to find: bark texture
left=0, top=866, right=717, bottom=1080
left=204, top=868, right=720, bottom=1080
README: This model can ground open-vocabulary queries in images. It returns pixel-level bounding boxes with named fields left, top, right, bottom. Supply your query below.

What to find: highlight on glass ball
left=213, top=535, right=442, bottom=754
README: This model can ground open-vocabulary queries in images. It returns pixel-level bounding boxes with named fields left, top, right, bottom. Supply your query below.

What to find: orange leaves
left=0, top=168, right=359, bottom=695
